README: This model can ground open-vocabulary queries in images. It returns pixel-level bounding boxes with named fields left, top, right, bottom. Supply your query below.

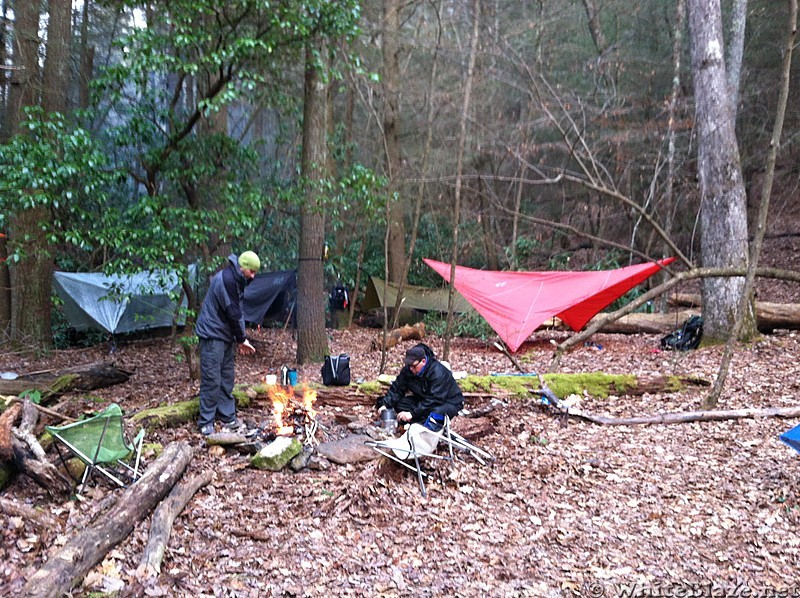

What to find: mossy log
left=129, top=389, right=253, bottom=431
left=0, top=362, right=132, bottom=402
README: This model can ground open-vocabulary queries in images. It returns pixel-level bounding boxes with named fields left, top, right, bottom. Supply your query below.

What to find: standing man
left=196, top=251, right=260, bottom=435
left=376, top=343, right=464, bottom=431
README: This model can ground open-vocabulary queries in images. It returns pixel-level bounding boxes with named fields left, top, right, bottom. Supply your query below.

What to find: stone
left=250, top=436, right=303, bottom=471
left=315, top=434, right=381, bottom=465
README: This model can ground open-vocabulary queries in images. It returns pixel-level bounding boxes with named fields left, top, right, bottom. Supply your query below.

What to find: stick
left=567, top=405, right=800, bottom=426
left=493, top=341, right=526, bottom=374
left=11, top=397, right=76, bottom=422
left=137, top=469, right=213, bottom=578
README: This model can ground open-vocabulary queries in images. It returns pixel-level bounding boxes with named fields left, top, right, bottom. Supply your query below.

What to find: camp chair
left=46, top=403, right=145, bottom=495
left=366, top=417, right=493, bottom=497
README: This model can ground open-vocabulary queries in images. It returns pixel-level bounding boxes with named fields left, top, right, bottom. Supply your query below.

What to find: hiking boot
left=221, top=418, right=245, bottom=433
left=199, top=423, right=215, bottom=436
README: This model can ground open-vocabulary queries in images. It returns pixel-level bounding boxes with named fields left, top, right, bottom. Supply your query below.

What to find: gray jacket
left=195, top=255, right=248, bottom=343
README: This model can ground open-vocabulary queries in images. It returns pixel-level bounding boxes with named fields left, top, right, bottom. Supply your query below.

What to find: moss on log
left=130, top=385, right=252, bottom=431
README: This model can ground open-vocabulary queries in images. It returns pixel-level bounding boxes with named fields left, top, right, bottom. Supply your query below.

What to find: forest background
left=0, top=0, right=798, bottom=382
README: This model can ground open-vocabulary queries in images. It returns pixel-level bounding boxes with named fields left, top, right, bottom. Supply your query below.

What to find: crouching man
left=376, top=343, right=464, bottom=431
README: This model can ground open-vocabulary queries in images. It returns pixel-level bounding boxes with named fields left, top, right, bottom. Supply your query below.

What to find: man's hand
left=377, top=405, right=387, bottom=414
left=238, top=339, right=256, bottom=355
left=397, top=411, right=412, bottom=423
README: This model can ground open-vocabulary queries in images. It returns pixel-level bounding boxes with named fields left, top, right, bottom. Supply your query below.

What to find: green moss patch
left=542, top=372, right=637, bottom=399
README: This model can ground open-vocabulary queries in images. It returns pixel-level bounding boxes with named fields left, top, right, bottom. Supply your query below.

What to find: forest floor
left=1, top=235, right=799, bottom=597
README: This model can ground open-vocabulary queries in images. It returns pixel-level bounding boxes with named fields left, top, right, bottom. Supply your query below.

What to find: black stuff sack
left=321, top=354, right=351, bottom=386
left=660, top=315, right=703, bottom=351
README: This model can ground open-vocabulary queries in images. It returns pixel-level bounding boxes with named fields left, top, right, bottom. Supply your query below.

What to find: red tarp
left=424, top=257, right=676, bottom=353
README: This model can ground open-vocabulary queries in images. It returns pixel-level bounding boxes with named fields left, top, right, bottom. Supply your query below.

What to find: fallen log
left=22, top=441, right=194, bottom=598
left=0, top=362, right=132, bottom=400
left=0, top=496, right=56, bottom=530
left=11, top=400, right=72, bottom=496
left=668, top=292, right=800, bottom=331
left=565, top=405, right=800, bottom=426
left=590, top=310, right=697, bottom=334
left=373, top=321, right=426, bottom=350
left=0, top=403, right=22, bottom=460
left=137, top=469, right=213, bottom=579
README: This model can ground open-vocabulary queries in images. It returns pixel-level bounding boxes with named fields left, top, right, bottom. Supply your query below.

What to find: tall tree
left=296, top=41, right=329, bottom=364
left=688, top=0, right=756, bottom=342
left=443, top=0, right=481, bottom=360
left=726, top=0, right=748, bottom=123
left=8, top=0, right=74, bottom=350
left=3, top=0, right=42, bottom=345
left=381, top=0, right=406, bottom=283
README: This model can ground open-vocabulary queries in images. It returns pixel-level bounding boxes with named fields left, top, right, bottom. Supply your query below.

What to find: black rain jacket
left=378, top=343, right=464, bottom=423
left=195, top=254, right=249, bottom=344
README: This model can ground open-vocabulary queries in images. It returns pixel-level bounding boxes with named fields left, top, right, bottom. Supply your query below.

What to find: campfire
left=264, top=382, right=320, bottom=446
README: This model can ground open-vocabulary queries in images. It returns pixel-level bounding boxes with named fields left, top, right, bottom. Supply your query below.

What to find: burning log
left=265, top=384, right=320, bottom=446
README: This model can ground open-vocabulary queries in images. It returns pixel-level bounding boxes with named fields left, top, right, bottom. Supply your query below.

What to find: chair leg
left=409, top=436, right=427, bottom=497
left=132, top=434, right=144, bottom=481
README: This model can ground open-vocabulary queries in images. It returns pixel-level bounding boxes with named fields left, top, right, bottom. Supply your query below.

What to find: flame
left=266, top=383, right=316, bottom=436
left=303, top=388, right=317, bottom=420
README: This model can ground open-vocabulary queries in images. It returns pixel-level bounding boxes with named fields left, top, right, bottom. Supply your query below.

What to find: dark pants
left=393, top=396, right=458, bottom=425
left=198, top=338, right=236, bottom=428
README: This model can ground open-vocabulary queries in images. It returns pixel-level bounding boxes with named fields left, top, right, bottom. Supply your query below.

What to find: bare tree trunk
left=443, top=0, right=481, bottom=360
left=703, top=0, right=797, bottom=409
left=581, top=0, right=608, bottom=55
left=296, top=41, right=329, bottom=365
left=726, top=0, right=748, bottom=123
left=388, top=0, right=443, bottom=332
left=8, top=0, right=73, bottom=351
left=78, top=0, right=94, bottom=109
left=1, top=0, right=42, bottom=336
left=658, top=0, right=686, bottom=311
left=42, top=0, right=72, bottom=114
left=688, top=0, right=755, bottom=343
left=382, top=0, right=406, bottom=284
left=0, top=0, right=7, bottom=133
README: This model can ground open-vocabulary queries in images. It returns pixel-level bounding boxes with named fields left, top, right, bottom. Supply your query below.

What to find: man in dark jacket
left=195, top=251, right=260, bottom=435
left=376, top=343, right=464, bottom=432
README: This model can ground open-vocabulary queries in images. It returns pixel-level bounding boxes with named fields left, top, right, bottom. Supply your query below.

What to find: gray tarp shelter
left=54, top=268, right=194, bottom=335
left=362, top=276, right=475, bottom=314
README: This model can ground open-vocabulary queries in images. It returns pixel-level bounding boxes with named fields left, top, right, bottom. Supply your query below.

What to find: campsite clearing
left=1, top=324, right=800, bottom=595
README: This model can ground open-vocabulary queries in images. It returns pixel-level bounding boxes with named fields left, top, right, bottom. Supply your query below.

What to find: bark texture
left=22, top=441, right=194, bottom=598
left=687, top=0, right=755, bottom=342
left=296, top=41, right=329, bottom=364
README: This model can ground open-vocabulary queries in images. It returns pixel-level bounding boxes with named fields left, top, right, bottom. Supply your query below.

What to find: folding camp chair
left=46, top=403, right=144, bottom=495
left=366, top=416, right=493, bottom=497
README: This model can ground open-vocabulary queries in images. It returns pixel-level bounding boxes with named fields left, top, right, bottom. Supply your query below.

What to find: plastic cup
left=265, top=374, right=277, bottom=385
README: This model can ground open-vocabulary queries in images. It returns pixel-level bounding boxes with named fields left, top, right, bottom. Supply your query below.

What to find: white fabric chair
left=366, top=417, right=493, bottom=496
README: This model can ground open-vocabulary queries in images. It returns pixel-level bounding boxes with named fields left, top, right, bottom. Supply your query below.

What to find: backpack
left=660, top=315, right=703, bottom=351
left=329, top=285, right=349, bottom=311
left=321, top=353, right=351, bottom=386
